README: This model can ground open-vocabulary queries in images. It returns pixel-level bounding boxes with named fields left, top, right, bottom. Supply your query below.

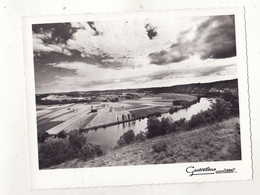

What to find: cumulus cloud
left=33, top=34, right=70, bottom=55
left=148, top=15, right=236, bottom=65
left=149, top=45, right=189, bottom=65
left=32, top=16, right=238, bottom=93
left=32, top=23, right=78, bottom=44
left=32, top=23, right=78, bottom=56
left=196, top=15, right=236, bottom=59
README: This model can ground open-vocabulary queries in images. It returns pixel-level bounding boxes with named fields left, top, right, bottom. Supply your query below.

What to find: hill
left=136, top=79, right=238, bottom=95
left=37, top=79, right=238, bottom=97
left=49, top=117, right=241, bottom=169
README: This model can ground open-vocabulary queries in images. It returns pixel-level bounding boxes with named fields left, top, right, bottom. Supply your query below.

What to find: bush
left=161, top=117, right=173, bottom=134
left=173, top=118, right=188, bottom=132
left=56, top=130, right=67, bottom=139
left=147, top=117, right=163, bottom=138
left=152, top=142, right=167, bottom=153
left=37, top=131, right=51, bottom=143
left=188, top=111, right=207, bottom=129
left=38, top=137, right=74, bottom=169
left=80, top=143, right=103, bottom=160
left=117, top=130, right=135, bottom=147
left=187, top=98, right=235, bottom=130
left=117, top=136, right=126, bottom=147
left=169, top=107, right=179, bottom=114
left=210, top=99, right=232, bottom=121
left=123, top=130, right=135, bottom=144
left=68, top=130, right=87, bottom=155
left=135, top=131, right=146, bottom=142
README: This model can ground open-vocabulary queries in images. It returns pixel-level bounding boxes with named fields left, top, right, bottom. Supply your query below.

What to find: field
left=36, top=93, right=197, bottom=135
left=50, top=117, right=241, bottom=168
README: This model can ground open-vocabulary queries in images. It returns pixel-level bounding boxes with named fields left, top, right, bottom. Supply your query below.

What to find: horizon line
left=36, top=78, right=238, bottom=95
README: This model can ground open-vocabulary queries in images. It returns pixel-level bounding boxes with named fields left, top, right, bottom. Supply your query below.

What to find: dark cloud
left=196, top=15, right=236, bottom=59
left=33, top=49, right=122, bottom=69
left=148, top=15, right=236, bottom=65
left=33, top=22, right=129, bottom=70
left=145, top=23, right=158, bottom=40
left=34, top=62, right=77, bottom=92
left=87, top=21, right=103, bottom=36
left=149, top=44, right=189, bottom=65
left=32, top=23, right=79, bottom=44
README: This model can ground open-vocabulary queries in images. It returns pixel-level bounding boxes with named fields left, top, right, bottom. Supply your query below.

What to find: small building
left=91, top=106, right=97, bottom=112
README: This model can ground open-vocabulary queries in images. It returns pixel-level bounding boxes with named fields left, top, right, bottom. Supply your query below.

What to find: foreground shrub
left=37, top=131, right=51, bottom=143
left=117, top=129, right=135, bottom=147
left=80, top=143, right=103, bottom=160
left=187, top=99, right=233, bottom=130
left=38, top=137, right=74, bottom=169
left=161, top=117, right=173, bottom=134
left=220, top=89, right=239, bottom=116
left=188, top=111, right=208, bottom=129
left=172, top=118, right=188, bottom=132
left=68, top=129, right=87, bottom=155
left=147, top=117, right=163, bottom=138
left=56, top=130, right=67, bottom=139
left=152, top=142, right=168, bottom=153
left=210, top=99, right=232, bottom=121
left=135, top=131, right=146, bottom=142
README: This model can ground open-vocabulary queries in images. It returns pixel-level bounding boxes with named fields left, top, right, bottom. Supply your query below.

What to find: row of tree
left=147, top=97, right=239, bottom=138
left=38, top=130, right=103, bottom=169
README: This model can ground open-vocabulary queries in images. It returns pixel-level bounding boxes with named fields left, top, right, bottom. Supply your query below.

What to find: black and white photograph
left=32, top=14, right=243, bottom=169
left=22, top=8, right=252, bottom=189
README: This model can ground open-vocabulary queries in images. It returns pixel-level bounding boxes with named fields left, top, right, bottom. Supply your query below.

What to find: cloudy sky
left=32, top=15, right=237, bottom=94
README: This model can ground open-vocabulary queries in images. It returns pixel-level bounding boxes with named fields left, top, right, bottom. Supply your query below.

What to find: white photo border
left=23, top=7, right=252, bottom=189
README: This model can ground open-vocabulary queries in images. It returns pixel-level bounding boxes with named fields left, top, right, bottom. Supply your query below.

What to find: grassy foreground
left=50, top=117, right=241, bottom=169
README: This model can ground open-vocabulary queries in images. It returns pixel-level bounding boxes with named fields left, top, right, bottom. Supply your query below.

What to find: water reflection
left=85, top=98, right=213, bottom=152
left=161, top=97, right=213, bottom=121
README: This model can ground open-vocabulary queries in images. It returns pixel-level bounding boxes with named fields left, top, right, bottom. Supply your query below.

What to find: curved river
left=84, top=97, right=214, bottom=152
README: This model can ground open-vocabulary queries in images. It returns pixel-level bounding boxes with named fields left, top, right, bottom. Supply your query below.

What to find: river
left=84, top=97, right=214, bottom=152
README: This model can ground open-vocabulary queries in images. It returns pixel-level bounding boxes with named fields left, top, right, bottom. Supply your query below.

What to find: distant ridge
left=136, top=79, right=238, bottom=95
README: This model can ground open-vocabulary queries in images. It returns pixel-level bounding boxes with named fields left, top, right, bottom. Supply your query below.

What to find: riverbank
left=79, top=96, right=201, bottom=132
left=50, top=117, right=240, bottom=169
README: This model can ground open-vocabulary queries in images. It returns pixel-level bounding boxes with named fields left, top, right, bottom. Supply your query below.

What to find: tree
left=147, top=117, right=162, bottom=138
left=135, top=131, right=146, bottom=142
left=38, top=137, right=74, bottom=168
left=161, top=117, right=173, bottom=134
left=37, top=131, right=50, bottom=143
left=56, top=130, right=67, bottom=139
left=68, top=130, right=86, bottom=155
left=211, top=99, right=232, bottom=121
left=80, top=143, right=103, bottom=160
left=117, top=129, right=135, bottom=146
